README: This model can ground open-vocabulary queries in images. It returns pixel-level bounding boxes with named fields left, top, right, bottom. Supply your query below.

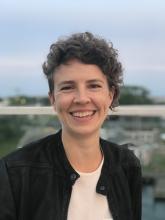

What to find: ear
left=109, top=87, right=115, bottom=100
left=109, top=87, right=115, bottom=106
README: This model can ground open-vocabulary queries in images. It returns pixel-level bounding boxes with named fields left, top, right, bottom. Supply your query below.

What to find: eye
left=60, top=85, right=74, bottom=91
left=89, top=84, right=102, bottom=89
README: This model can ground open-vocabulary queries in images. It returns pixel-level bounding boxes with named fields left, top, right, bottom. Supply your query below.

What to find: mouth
left=70, top=110, right=96, bottom=118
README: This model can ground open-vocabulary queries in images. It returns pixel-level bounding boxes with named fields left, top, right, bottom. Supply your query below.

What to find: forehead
left=53, top=59, right=107, bottom=84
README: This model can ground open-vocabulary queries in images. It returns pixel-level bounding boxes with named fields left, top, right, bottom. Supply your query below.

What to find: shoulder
left=101, top=138, right=141, bottom=169
left=1, top=130, right=62, bottom=167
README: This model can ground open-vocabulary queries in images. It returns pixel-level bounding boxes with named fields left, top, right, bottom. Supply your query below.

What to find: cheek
left=99, top=93, right=112, bottom=107
left=102, top=96, right=113, bottom=114
left=54, top=95, right=71, bottom=112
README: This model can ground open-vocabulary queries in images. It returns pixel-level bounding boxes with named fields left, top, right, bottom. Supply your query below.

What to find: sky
left=0, top=0, right=165, bottom=97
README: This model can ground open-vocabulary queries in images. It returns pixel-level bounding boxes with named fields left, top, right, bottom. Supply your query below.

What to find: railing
left=1, top=105, right=165, bottom=220
left=0, top=105, right=165, bottom=117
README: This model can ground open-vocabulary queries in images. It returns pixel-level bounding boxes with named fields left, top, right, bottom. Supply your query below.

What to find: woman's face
left=49, top=59, right=114, bottom=138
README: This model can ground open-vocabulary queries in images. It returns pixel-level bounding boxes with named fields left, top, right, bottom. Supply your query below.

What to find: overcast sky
left=0, top=0, right=165, bottom=97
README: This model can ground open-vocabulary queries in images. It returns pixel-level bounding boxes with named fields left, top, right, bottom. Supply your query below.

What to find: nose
left=73, top=88, right=91, bottom=104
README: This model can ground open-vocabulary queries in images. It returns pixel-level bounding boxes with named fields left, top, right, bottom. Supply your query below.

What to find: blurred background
left=0, top=0, right=165, bottom=219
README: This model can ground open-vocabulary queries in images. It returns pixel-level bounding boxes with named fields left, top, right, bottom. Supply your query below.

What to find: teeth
left=72, top=111, right=94, bottom=118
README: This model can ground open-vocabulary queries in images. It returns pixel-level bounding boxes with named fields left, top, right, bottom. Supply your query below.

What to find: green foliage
left=8, top=96, right=50, bottom=106
left=0, top=116, right=28, bottom=157
left=0, top=115, right=37, bottom=156
left=0, top=115, right=60, bottom=157
left=144, top=150, right=165, bottom=173
left=0, top=138, right=19, bottom=158
left=119, top=85, right=153, bottom=105
left=0, top=116, right=25, bottom=140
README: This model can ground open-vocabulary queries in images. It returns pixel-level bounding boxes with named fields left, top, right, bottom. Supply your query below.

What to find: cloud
left=0, top=0, right=165, bottom=97
left=1, top=0, right=165, bottom=25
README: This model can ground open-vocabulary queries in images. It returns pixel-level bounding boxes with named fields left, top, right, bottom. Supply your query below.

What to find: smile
left=70, top=111, right=96, bottom=118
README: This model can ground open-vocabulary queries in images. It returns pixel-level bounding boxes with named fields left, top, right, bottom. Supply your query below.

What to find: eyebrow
left=58, top=81, right=75, bottom=87
left=87, top=79, right=104, bottom=84
left=58, top=79, right=104, bottom=86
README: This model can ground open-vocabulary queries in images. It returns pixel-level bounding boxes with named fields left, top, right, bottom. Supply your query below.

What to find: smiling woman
left=0, top=32, right=142, bottom=220
left=49, top=59, right=113, bottom=139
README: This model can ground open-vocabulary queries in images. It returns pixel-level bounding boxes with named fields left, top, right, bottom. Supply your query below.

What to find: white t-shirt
left=67, top=158, right=113, bottom=220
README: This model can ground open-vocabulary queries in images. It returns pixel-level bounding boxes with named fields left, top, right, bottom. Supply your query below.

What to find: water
left=142, top=186, right=165, bottom=220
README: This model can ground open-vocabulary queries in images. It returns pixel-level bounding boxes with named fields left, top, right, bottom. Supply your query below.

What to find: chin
left=66, top=126, right=101, bottom=137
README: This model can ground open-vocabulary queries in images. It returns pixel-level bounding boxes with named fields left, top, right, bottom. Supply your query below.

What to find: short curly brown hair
left=42, top=32, right=123, bottom=108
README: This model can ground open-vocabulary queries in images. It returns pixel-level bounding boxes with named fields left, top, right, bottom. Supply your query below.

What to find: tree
left=119, top=85, right=153, bottom=105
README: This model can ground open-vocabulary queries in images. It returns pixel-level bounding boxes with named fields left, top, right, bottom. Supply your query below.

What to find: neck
left=62, top=130, right=102, bottom=173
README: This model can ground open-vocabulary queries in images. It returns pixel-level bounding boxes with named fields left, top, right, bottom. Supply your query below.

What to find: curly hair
left=42, top=32, right=123, bottom=108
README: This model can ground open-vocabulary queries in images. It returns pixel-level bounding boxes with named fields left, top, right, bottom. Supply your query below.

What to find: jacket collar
left=55, top=130, right=80, bottom=185
left=54, top=130, right=120, bottom=192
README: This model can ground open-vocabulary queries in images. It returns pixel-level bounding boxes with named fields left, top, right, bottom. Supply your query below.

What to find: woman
left=0, top=32, right=142, bottom=220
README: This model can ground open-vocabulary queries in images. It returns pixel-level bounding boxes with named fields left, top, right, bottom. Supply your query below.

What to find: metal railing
left=0, top=105, right=165, bottom=117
